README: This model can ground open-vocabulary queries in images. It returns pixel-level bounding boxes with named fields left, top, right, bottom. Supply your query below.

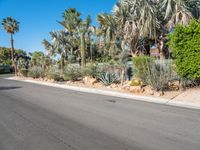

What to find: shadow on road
left=0, top=86, right=21, bottom=91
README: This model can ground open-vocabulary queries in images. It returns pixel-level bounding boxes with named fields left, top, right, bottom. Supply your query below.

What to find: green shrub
left=168, top=19, right=200, bottom=79
left=20, top=69, right=28, bottom=77
left=133, top=56, right=177, bottom=91
left=46, top=66, right=62, bottom=81
left=132, top=56, right=153, bottom=82
left=63, top=65, right=82, bottom=81
left=81, top=63, right=98, bottom=78
left=28, top=66, right=44, bottom=78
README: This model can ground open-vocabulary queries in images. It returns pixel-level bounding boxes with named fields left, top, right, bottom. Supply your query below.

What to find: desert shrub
left=168, top=19, right=200, bottom=79
left=81, top=63, right=98, bottom=78
left=46, top=66, right=62, bottom=81
left=63, top=65, right=82, bottom=81
left=28, top=66, right=44, bottom=78
left=132, top=56, right=153, bottom=82
left=133, top=56, right=178, bottom=91
left=20, top=69, right=28, bottom=77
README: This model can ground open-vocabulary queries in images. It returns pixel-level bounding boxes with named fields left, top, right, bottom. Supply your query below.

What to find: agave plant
left=98, top=72, right=119, bottom=86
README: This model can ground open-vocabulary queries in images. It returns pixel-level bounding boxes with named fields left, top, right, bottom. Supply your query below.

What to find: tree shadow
left=0, top=86, right=21, bottom=91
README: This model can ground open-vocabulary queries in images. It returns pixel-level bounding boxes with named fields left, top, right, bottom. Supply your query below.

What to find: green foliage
left=133, top=56, right=177, bottom=91
left=81, top=63, right=98, bottom=77
left=0, top=47, right=11, bottom=65
left=0, top=47, right=27, bottom=65
left=17, top=57, right=29, bottom=70
left=96, top=55, right=112, bottom=63
left=168, top=19, right=200, bottom=79
left=30, top=51, right=45, bottom=66
left=20, top=69, right=28, bottom=77
left=15, top=49, right=26, bottom=55
left=28, top=66, right=44, bottom=78
left=46, top=66, right=62, bottom=81
left=132, top=56, right=153, bottom=82
left=146, top=60, right=178, bottom=91
left=97, top=72, right=119, bottom=86
left=63, top=65, right=82, bottom=81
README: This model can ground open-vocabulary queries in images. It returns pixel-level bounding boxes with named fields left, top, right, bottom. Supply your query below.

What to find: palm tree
left=113, top=0, right=160, bottom=56
left=59, top=8, right=81, bottom=35
left=43, top=30, right=73, bottom=73
left=161, top=0, right=193, bottom=28
left=2, top=17, right=19, bottom=66
left=97, top=13, right=119, bottom=57
left=60, top=8, right=94, bottom=67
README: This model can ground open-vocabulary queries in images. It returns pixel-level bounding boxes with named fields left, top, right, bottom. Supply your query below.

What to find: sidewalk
left=169, top=88, right=200, bottom=109
left=6, top=77, right=200, bottom=110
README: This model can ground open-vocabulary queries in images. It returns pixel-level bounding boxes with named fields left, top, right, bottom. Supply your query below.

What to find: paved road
left=0, top=75, right=200, bottom=150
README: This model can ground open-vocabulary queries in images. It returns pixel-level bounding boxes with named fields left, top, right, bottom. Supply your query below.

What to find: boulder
left=129, top=86, right=141, bottom=93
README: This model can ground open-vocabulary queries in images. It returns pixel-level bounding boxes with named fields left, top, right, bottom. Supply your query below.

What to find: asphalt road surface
left=0, top=75, right=200, bottom=150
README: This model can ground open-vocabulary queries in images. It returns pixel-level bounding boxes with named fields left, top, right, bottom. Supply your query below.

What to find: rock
left=169, top=81, right=180, bottom=91
left=154, top=91, right=164, bottom=97
left=143, top=85, right=154, bottom=95
left=122, top=84, right=130, bottom=90
left=129, top=86, right=141, bottom=93
left=110, top=84, right=118, bottom=89
left=66, top=81, right=72, bottom=84
left=83, top=76, right=97, bottom=85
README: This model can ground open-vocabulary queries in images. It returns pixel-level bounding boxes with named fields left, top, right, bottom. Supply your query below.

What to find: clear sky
left=0, top=0, right=116, bottom=53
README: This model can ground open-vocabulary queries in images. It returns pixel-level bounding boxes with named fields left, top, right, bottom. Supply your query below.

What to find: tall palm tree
left=59, top=8, right=81, bottom=35
left=2, top=17, right=19, bottom=66
left=60, top=8, right=93, bottom=67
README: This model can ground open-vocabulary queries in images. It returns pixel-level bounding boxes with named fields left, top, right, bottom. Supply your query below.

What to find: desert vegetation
left=1, top=0, right=200, bottom=96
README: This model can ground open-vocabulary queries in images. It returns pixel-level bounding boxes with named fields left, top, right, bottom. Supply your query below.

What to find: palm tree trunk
left=10, top=33, right=14, bottom=65
left=80, top=32, right=86, bottom=67
left=10, top=33, right=17, bottom=76
left=90, top=42, right=93, bottom=63
left=61, top=54, right=65, bottom=75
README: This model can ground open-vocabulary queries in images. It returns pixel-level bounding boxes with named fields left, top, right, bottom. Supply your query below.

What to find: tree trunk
left=10, top=33, right=17, bottom=76
left=10, top=33, right=14, bottom=65
left=60, top=54, right=65, bottom=75
left=80, top=32, right=86, bottom=67
left=90, top=42, right=93, bottom=63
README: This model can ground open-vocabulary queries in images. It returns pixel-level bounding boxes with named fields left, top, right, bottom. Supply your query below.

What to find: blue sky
left=0, top=0, right=116, bottom=53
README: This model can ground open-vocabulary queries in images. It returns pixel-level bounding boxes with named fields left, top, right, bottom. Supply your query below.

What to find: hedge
left=168, top=19, right=200, bottom=79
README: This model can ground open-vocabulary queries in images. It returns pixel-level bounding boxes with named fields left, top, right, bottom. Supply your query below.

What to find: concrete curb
left=6, top=77, right=200, bottom=110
